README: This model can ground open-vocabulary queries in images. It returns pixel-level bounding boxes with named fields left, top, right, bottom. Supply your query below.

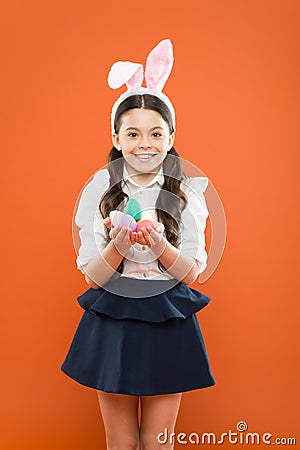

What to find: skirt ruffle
left=61, top=277, right=216, bottom=396
left=77, top=276, right=211, bottom=323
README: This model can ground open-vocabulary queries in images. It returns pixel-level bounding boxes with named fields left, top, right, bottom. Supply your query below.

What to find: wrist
left=112, top=240, right=131, bottom=258
left=151, top=236, right=167, bottom=257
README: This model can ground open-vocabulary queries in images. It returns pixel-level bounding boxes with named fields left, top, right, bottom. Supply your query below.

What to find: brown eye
left=128, top=132, right=138, bottom=137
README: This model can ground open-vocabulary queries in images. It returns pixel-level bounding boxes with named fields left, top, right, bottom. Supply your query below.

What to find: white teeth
left=135, top=154, right=153, bottom=159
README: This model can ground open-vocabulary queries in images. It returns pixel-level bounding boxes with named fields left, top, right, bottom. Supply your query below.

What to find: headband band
left=107, top=39, right=176, bottom=134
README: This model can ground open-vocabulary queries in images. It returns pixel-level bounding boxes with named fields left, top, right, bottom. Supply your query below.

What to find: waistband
left=102, top=276, right=181, bottom=298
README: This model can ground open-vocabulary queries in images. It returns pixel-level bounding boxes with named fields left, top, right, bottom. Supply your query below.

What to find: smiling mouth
left=134, top=154, right=157, bottom=160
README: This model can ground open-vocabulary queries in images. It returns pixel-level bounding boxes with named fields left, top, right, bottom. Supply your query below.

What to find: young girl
left=61, top=39, right=216, bottom=450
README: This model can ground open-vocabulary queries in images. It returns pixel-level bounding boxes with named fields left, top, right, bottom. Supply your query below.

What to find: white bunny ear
left=145, top=39, right=174, bottom=91
left=107, top=61, right=143, bottom=90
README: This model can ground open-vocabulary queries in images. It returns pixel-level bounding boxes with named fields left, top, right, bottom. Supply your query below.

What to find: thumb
left=103, top=217, right=112, bottom=228
left=154, top=223, right=164, bottom=233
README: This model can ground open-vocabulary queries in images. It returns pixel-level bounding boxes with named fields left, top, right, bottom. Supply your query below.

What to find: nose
left=138, top=139, right=151, bottom=149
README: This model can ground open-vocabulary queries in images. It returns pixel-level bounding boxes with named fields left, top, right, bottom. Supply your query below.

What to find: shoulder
left=87, top=168, right=110, bottom=194
left=181, top=176, right=209, bottom=217
left=181, top=176, right=209, bottom=195
left=79, top=168, right=110, bottom=200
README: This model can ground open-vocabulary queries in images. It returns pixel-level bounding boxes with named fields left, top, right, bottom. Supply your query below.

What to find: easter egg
left=141, top=213, right=153, bottom=221
left=136, top=220, right=154, bottom=233
left=125, top=198, right=142, bottom=221
left=120, top=213, right=137, bottom=231
left=109, top=210, right=123, bottom=226
left=109, top=210, right=137, bottom=231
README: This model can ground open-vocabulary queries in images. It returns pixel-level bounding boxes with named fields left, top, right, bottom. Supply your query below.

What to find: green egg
left=125, top=198, right=142, bottom=221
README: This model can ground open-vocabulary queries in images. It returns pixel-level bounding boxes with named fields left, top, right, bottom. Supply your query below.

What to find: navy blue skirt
left=60, top=276, right=216, bottom=396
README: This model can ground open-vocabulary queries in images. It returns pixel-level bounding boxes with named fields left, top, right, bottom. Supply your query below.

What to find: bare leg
left=139, top=393, right=182, bottom=450
left=97, top=390, right=140, bottom=450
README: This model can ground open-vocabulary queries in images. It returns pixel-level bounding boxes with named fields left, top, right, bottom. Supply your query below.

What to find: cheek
left=157, top=138, right=170, bottom=151
left=121, top=141, right=136, bottom=154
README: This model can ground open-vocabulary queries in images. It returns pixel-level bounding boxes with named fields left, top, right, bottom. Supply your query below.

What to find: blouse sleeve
left=179, top=177, right=209, bottom=276
left=74, top=169, right=110, bottom=274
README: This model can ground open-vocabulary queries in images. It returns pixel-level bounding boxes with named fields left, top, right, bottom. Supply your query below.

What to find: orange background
left=1, top=0, right=299, bottom=448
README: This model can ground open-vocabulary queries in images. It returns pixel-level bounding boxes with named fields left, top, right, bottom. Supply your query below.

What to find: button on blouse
left=75, top=163, right=209, bottom=281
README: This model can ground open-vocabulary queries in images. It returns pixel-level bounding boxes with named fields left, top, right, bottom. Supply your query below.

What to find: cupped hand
left=134, top=221, right=165, bottom=248
left=103, top=217, right=164, bottom=249
left=107, top=223, right=135, bottom=256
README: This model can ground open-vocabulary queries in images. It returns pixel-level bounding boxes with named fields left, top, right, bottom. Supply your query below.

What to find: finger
left=124, top=227, right=132, bottom=242
left=133, top=231, right=140, bottom=244
left=129, top=230, right=135, bottom=245
left=117, top=225, right=129, bottom=238
left=110, top=223, right=121, bottom=239
left=122, top=226, right=133, bottom=244
left=140, top=227, right=152, bottom=247
left=154, top=223, right=164, bottom=233
left=131, top=230, right=136, bottom=245
left=136, top=230, right=147, bottom=245
left=153, top=221, right=161, bottom=227
left=147, top=226, right=162, bottom=245
left=104, top=217, right=113, bottom=229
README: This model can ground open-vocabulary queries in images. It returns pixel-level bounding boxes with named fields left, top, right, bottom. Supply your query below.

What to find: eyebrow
left=125, top=126, right=164, bottom=131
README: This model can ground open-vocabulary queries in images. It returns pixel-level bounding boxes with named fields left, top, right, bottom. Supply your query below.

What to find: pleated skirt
left=60, top=276, right=216, bottom=396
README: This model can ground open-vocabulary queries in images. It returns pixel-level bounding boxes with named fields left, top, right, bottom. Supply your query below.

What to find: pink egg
left=136, top=220, right=154, bottom=233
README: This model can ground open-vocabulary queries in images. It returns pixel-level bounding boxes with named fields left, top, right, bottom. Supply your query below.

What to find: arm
left=151, top=238, right=199, bottom=285
left=75, top=169, right=124, bottom=288
left=146, top=177, right=209, bottom=285
left=83, top=223, right=135, bottom=288
left=83, top=240, right=125, bottom=289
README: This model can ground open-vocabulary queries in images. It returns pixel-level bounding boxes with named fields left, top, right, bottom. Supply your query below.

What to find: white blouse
left=75, top=163, right=209, bottom=281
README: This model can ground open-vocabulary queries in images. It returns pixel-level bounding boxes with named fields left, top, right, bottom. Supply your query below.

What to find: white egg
left=109, top=210, right=124, bottom=226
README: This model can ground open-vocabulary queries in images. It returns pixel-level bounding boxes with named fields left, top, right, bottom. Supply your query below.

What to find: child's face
left=112, top=108, right=175, bottom=173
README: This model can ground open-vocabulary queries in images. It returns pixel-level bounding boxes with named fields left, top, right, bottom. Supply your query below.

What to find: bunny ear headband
left=107, top=38, right=175, bottom=134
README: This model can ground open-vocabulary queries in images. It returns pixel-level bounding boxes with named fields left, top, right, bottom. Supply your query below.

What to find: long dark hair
left=99, top=94, right=190, bottom=275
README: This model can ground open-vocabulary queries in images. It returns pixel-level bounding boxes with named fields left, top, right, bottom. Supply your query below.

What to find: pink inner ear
left=126, top=65, right=143, bottom=89
left=145, top=39, right=173, bottom=91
